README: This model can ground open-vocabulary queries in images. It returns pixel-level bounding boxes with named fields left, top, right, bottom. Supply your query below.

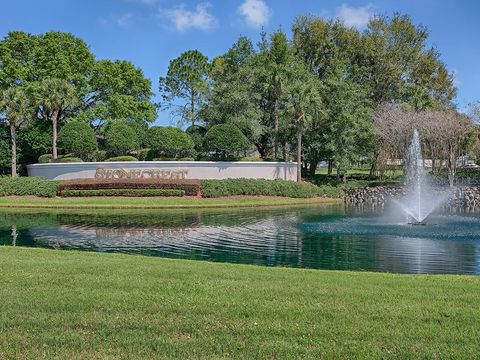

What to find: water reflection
left=0, top=206, right=479, bottom=275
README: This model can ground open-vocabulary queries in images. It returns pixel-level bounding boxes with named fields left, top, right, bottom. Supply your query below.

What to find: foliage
left=159, top=50, right=210, bottom=126
left=52, top=157, right=83, bottom=163
left=203, top=124, right=250, bottom=159
left=0, top=176, right=59, bottom=197
left=58, top=121, right=97, bottom=160
left=38, top=154, right=52, bottom=163
left=146, top=126, right=195, bottom=159
left=104, top=121, right=139, bottom=156
left=59, top=178, right=201, bottom=196
left=60, top=189, right=185, bottom=197
left=185, top=125, right=207, bottom=155
left=105, top=156, right=138, bottom=162
left=200, top=178, right=323, bottom=198
left=17, top=120, right=52, bottom=166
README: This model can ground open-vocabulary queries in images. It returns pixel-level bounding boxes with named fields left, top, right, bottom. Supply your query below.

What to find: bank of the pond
left=0, top=247, right=479, bottom=359
left=0, top=195, right=339, bottom=209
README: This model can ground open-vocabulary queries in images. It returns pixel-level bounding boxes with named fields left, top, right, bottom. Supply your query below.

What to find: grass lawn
left=0, top=247, right=479, bottom=359
left=0, top=195, right=338, bottom=209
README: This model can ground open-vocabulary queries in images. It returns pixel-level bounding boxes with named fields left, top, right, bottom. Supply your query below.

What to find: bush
left=239, top=156, right=264, bottom=162
left=52, top=157, right=83, bottom=163
left=38, top=154, right=52, bottom=163
left=146, top=126, right=195, bottom=159
left=0, top=176, right=59, bottom=197
left=59, top=179, right=201, bottom=196
left=136, top=148, right=152, bottom=161
left=60, top=189, right=185, bottom=197
left=200, top=179, right=323, bottom=198
left=186, top=125, right=207, bottom=155
left=104, top=122, right=139, bottom=156
left=106, top=156, right=138, bottom=162
left=58, top=121, right=97, bottom=160
left=152, top=157, right=195, bottom=161
left=92, top=150, right=107, bottom=162
left=203, top=124, right=250, bottom=159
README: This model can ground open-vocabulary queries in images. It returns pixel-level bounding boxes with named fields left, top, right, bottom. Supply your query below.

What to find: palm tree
left=0, top=87, right=30, bottom=176
left=283, top=60, right=323, bottom=181
left=38, top=78, right=78, bottom=159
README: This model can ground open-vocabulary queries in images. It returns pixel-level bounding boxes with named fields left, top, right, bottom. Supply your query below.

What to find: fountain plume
left=394, top=129, right=450, bottom=223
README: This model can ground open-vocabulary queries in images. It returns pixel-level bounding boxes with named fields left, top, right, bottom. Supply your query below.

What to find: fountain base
left=408, top=221, right=427, bottom=226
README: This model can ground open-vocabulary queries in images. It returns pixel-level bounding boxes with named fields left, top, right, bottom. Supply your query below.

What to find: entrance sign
left=27, top=161, right=297, bottom=181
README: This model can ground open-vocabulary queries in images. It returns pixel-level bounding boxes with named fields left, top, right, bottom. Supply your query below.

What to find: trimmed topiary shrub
left=52, top=157, right=83, bottom=163
left=58, top=121, right=97, bottom=160
left=104, top=121, right=140, bottom=157
left=0, top=176, right=59, bottom=197
left=146, top=126, right=195, bottom=159
left=105, top=156, right=138, bottom=162
left=200, top=179, right=323, bottom=198
left=59, top=179, right=201, bottom=196
left=38, top=154, right=53, bottom=163
left=60, top=189, right=185, bottom=197
left=186, top=125, right=207, bottom=155
left=203, top=124, right=250, bottom=160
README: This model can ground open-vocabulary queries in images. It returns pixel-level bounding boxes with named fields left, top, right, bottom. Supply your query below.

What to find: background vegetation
left=0, top=13, right=478, bottom=187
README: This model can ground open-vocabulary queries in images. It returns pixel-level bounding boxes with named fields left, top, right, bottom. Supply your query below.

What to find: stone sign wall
left=27, top=161, right=297, bottom=181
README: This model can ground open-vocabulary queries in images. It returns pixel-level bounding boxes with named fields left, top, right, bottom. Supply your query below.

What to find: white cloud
left=238, top=0, right=272, bottom=29
left=159, top=2, right=218, bottom=32
left=337, top=3, right=373, bottom=28
left=116, top=13, right=134, bottom=27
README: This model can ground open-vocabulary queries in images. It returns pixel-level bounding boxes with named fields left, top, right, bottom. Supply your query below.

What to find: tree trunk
left=10, top=124, right=17, bottom=177
left=328, top=160, right=333, bottom=175
left=309, top=160, right=318, bottom=178
left=273, top=99, right=279, bottom=159
left=52, top=109, right=59, bottom=160
left=282, top=142, right=286, bottom=161
left=296, top=122, right=302, bottom=182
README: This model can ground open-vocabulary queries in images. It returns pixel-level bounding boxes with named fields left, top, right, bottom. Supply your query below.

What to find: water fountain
left=394, top=129, right=450, bottom=224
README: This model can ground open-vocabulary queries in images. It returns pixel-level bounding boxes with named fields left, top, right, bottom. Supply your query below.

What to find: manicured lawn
left=0, top=195, right=338, bottom=209
left=0, top=247, right=479, bottom=359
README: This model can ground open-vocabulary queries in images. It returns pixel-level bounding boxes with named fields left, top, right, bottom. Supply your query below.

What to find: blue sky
left=1, top=0, right=478, bottom=125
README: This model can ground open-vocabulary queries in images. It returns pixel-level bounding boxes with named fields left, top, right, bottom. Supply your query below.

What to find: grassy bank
left=0, top=195, right=338, bottom=209
left=0, top=247, right=479, bottom=358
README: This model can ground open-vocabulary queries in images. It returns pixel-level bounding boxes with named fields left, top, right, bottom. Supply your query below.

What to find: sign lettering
left=95, top=167, right=188, bottom=180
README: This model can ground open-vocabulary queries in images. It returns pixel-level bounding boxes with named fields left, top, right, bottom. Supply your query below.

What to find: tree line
left=1, top=13, right=477, bottom=183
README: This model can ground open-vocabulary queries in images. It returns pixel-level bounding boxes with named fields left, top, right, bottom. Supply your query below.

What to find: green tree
left=146, top=126, right=195, bottom=159
left=201, top=37, right=267, bottom=156
left=203, top=123, right=250, bottom=159
left=37, top=78, right=79, bottom=159
left=78, top=60, right=156, bottom=130
left=262, top=30, right=290, bottom=159
left=283, top=59, right=323, bottom=181
left=104, top=121, right=140, bottom=157
left=159, top=50, right=210, bottom=126
left=58, top=121, right=97, bottom=160
left=0, top=87, right=31, bottom=176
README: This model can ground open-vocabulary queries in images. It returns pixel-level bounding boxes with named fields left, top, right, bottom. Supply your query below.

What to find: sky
left=1, top=0, right=479, bottom=125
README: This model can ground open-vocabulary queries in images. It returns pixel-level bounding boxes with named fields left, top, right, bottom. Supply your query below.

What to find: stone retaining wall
left=346, top=186, right=480, bottom=208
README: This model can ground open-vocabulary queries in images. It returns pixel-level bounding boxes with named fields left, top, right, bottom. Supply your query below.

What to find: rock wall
left=345, top=186, right=480, bottom=208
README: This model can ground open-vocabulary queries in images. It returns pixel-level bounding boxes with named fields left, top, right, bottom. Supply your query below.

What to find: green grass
left=0, top=247, right=479, bottom=359
left=0, top=195, right=338, bottom=209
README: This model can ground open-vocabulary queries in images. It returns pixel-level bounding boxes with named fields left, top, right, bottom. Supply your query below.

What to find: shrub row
left=60, top=189, right=185, bottom=197
left=59, top=179, right=201, bottom=196
left=200, top=179, right=324, bottom=198
left=0, top=177, right=59, bottom=197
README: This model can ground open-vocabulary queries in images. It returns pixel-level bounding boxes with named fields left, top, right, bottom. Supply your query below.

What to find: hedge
left=200, top=179, right=323, bottom=198
left=106, top=156, right=138, bottom=162
left=60, top=189, right=185, bottom=197
left=0, top=177, right=59, bottom=197
left=59, top=179, right=201, bottom=196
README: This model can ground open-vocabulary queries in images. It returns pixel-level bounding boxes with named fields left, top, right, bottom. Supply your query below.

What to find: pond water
left=1, top=205, right=479, bottom=275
